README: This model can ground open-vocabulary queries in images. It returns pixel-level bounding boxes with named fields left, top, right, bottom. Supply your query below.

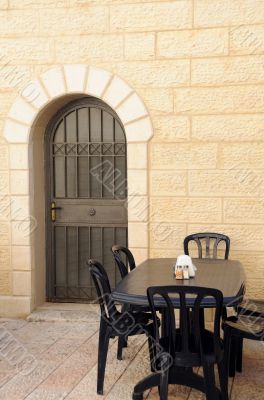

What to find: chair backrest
left=147, top=285, right=223, bottom=366
left=184, top=232, right=230, bottom=260
left=111, top=245, right=136, bottom=279
left=88, top=259, right=117, bottom=321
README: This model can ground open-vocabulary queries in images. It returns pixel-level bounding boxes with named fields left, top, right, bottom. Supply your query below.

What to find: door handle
left=51, top=202, right=62, bottom=222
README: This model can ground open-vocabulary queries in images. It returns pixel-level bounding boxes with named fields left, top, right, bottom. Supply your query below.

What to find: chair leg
left=203, top=363, right=217, bottom=400
left=117, top=335, right=127, bottom=360
left=236, top=337, right=243, bottom=373
left=159, top=370, right=169, bottom=400
left=229, top=337, right=237, bottom=378
left=217, top=360, right=229, bottom=400
left=97, top=320, right=111, bottom=395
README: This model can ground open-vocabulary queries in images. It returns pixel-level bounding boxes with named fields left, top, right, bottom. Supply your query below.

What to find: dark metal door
left=45, top=97, right=128, bottom=302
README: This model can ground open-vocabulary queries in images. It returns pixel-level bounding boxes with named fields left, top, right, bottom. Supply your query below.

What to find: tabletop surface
left=112, top=258, right=246, bottom=307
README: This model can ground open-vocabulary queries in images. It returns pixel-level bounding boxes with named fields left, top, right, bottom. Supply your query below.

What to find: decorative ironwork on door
left=45, top=97, right=128, bottom=302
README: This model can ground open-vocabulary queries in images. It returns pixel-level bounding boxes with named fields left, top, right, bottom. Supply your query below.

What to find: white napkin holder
left=174, top=255, right=197, bottom=279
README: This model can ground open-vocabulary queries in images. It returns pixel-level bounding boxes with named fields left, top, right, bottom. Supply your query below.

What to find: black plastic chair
left=111, top=244, right=136, bottom=279
left=111, top=245, right=161, bottom=357
left=88, top=259, right=155, bottom=395
left=133, top=286, right=228, bottom=400
left=184, top=232, right=230, bottom=260
left=238, top=298, right=264, bottom=318
left=223, top=299, right=264, bottom=377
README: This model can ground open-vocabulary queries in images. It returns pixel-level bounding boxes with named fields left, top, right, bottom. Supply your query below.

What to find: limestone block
left=11, top=245, right=31, bottom=271
left=189, top=170, right=264, bottom=197
left=0, top=1, right=7, bottom=9
left=10, top=170, right=29, bottom=195
left=13, top=271, right=31, bottom=295
left=0, top=66, right=31, bottom=91
left=0, top=271, right=12, bottom=295
left=0, top=38, right=53, bottom=63
left=194, top=0, right=264, bottom=27
left=21, top=78, right=49, bottom=110
left=39, top=6, right=108, bottom=34
left=0, top=295, right=31, bottom=316
left=103, top=76, right=133, bottom=109
left=9, top=144, right=28, bottom=169
left=115, top=60, right=190, bottom=88
left=56, top=35, right=123, bottom=63
left=129, top=248, right=148, bottom=265
left=150, top=143, right=217, bottom=170
left=86, top=66, right=112, bottom=98
left=0, top=171, right=9, bottom=193
left=230, top=25, right=264, bottom=55
left=0, top=10, right=38, bottom=35
left=150, top=249, right=182, bottom=259
left=40, top=67, right=65, bottom=98
left=175, top=86, right=264, bottom=114
left=150, top=197, right=222, bottom=223
left=150, top=170, right=187, bottom=196
left=127, top=169, right=147, bottom=196
left=158, top=28, right=228, bottom=58
left=0, top=145, right=8, bottom=169
left=125, top=117, right=153, bottom=142
left=150, top=222, right=186, bottom=249
left=224, top=199, right=264, bottom=224
left=117, top=93, right=147, bottom=124
left=135, top=88, right=173, bottom=115
left=11, top=221, right=31, bottom=245
left=0, top=195, right=10, bottom=221
left=64, top=64, right=87, bottom=93
left=127, top=143, right=147, bottom=169
left=10, top=196, right=30, bottom=221
left=0, top=223, right=10, bottom=246
left=152, top=115, right=190, bottom=142
left=192, top=114, right=264, bottom=142
left=110, top=1, right=192, bottom=31
left=125, top=33, right=155, bottom=60
left=8, top=96, right=36, bottom=125
left=128, top=222, right=148, bottom=248
left=0, top=246, right=10, bottom=270
left=219, top=143, right=264, bottom=169
left=3, top=120, right=30, bottom=144
left=128, top=195, right=148, bottom=222
left=192, top=55, right=264, bottom=85
left=245, top=279, right=264, bottom=300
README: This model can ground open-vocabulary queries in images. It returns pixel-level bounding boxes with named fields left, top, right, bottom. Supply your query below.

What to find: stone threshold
left=27, top=302, right=100, bottom=323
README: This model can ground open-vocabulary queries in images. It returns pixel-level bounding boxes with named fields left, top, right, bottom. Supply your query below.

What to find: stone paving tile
left=105, top=342, right=152, bottom=400
left=65, top=335, right=146, bottom=400
left=242, top=339, right=264, bottom=359
left=0, top=319, right=28, bottom=331
left=38, top=338, right=87, bottom=364
left=0, top=361, right=58, bottom=400
left=34, top=333, right=99, bottom=397
left=25, top=388, right=67, bottom=400
left=231, top=383, right=264, bottom=400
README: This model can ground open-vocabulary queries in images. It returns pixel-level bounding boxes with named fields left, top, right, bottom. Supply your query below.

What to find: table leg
left=132, top=367, right=221, bottom=400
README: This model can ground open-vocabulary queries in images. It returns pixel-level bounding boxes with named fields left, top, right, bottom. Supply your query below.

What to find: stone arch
left=3, top=65, right=153, bottom=313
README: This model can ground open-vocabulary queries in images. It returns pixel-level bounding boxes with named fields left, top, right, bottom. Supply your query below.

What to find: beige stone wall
left=1, top=0, right=264, bottom=315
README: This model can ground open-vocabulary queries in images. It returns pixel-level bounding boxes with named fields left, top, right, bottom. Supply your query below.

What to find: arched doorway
left=3, top=65, right=153, bottom=315
left=45, top=97, right=128, bottom=302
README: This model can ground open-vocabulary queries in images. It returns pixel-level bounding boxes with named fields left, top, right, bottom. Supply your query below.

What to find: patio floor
left=0, top=305, right=263, bottom=400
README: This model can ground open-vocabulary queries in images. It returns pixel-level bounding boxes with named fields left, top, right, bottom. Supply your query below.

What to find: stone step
left=27, top=304, right=100, bottom=323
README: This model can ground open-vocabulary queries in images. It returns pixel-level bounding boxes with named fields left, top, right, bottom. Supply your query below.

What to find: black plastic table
left=112, top=258, right=246, bottom=400
left=112, top=257, right=246, bottom=308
